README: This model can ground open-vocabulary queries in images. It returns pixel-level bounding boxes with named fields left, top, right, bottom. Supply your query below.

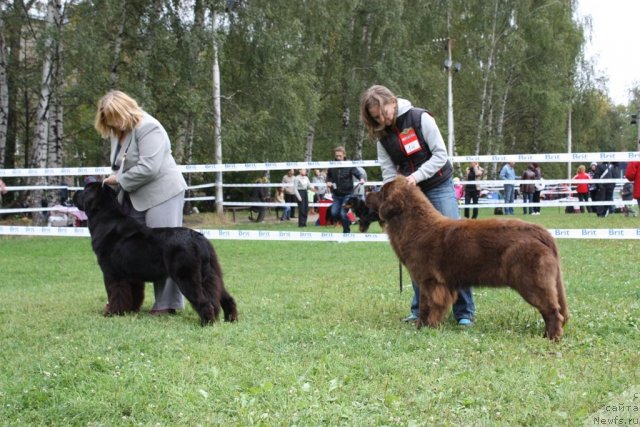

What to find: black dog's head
left=73, top=182, right=119, bottom=218
left=343, top=194, right=381, bottom=233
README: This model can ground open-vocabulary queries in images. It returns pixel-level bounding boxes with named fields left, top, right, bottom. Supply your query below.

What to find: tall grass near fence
left=0, top=212, right=639, bottom=425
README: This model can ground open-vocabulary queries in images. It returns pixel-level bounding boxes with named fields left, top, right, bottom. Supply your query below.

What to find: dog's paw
left=102, top=303, right=112, bottom=316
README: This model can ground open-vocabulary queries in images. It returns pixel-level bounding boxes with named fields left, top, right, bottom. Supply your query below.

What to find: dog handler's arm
left=411, top=112, right=448, bottom=185
left=117, top=123, right=166, bottom=193
left=377, top=141, right=397, bottom=184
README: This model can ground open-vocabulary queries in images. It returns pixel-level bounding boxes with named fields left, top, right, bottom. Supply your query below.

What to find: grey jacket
left=111, top=112, right=187, bottom=211
left=377, top=98, right=449, bottom=185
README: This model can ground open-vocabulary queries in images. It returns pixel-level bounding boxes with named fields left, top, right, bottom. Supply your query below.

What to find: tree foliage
left=1, top=0, right=637, bottom=199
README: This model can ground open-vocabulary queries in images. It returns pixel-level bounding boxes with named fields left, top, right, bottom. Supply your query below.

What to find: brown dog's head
left=377, top=176, right=409, bottom=221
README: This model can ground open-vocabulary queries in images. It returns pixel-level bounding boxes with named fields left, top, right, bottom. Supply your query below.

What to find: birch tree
left=0, top=6, right=8, bottom=168
left=30, top=0, right=62, bottom=225
left=211, top=7, right=223, bottom=216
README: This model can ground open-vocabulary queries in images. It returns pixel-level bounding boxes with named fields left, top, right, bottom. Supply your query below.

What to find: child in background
left=621, top=182, right=637, bottom=217
left=453, top=177, right=464, bottom=204
left=275, top=187, right=290, bottom=221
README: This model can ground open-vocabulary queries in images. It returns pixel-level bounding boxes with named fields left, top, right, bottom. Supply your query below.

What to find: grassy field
left=0, top=209, right=639, bottom=426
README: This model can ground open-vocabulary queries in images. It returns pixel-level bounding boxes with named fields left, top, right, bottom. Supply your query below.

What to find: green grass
left=0, top=211, right=639, bottom=426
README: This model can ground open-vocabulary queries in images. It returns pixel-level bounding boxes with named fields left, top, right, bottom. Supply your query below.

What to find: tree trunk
left=47, top=34, right=64, bottom=203
left=0, top=8, right=8, bottom=168
left=4, top=0, right=37, bottom=170
left=110, top=4, right=127, bottom=88
left=340, top=103, right=349, bottom=148
left=211, top=8, right=223, bottom=216
left=474, top=0, right=500, bottom=156
left=30, top=0, right=62, bottom=225
left=491, top=73, right=511, bottom=178
left=304, top=121, right=314, bottom=161
left=353, top=125, right=365, bottom=161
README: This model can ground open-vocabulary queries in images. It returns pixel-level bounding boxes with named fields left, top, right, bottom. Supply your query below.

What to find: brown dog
left=367, top=176, right=568, bottom=340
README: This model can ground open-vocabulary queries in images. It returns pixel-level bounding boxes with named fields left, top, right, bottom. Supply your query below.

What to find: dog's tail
left=206, top=239, right=238, bottom=322
left=220, top=288, right=238, bottom=322
left=556, top=267, right=569, bottom=326
left=541, top=230, right=569, bottom=326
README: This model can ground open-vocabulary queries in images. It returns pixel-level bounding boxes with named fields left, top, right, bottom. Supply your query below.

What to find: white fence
left=1, top=151, right=638, bottom=240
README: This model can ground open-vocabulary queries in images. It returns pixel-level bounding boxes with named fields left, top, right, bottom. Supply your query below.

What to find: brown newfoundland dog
left=74, top=182, right=237, bottom=325
left=367, top=176, right=568, bottom=340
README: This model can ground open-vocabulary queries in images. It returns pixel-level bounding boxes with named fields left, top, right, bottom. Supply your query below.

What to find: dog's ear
left=365, top=191, right=381, bottom=212
left=72, top=190, right=85, bottom=211
left=76, top=182, right=105, bottom=213
left=379, top=180, right=405, bottom=220
left=379, top=197, right=404, bottom=220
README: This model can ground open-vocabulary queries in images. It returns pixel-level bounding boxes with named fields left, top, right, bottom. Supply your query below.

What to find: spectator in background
left=520, top=164, right=536, bottom=215
left=573, top=165, right=591, bottom=213
left=0, top=179, right=8, bottom=206
left=281, top=169, right=296, bottom=219
left=594, top=162, right=620, bottom=217
left=464, top=162, right=484, bottom=219
left=311, top=169, right=327, bottom=213
left=621, top=181, right=637, bottom=217
left=274, top=187, right=289, bottom=221
left=453, top=177, right=464, bottom=203
left=499, top=161, right=516, bottom=215
left=588, top=162, right=599, bottom=212
left=294, top=169, right=314, bottom=227
left=325, top=146, right=364, bottom=234
left=531, top=162, right=543, bottom=215
left=248, top=177, right=268, bottom=223
left=624, top=161, right=640, bottom=217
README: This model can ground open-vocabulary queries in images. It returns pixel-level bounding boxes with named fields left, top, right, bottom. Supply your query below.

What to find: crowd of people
left=447, top=159, right=639, bottom=218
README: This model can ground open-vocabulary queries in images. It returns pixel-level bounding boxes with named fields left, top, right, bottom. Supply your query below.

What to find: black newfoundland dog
left=74, top=182, right=238, bottom=325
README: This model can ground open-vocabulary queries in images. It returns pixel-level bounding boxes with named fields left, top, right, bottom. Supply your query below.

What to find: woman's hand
left=103, top=175, right=118, bottom=186
left=406, top=175, right=417, bottom=186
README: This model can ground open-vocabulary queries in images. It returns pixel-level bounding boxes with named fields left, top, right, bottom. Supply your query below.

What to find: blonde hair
left=577, top=165, right=586, bottom=173
left=360, top=85, right=397, bottom=139
left=94, top=90, right=144, bottom=138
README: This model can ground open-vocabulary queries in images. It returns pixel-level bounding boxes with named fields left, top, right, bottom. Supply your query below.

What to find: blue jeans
left=280, top=205, right=291, bottom=220
left=503, top=184, right=515, bottom=214
left=409, top=178, right=475, bottom=321
left=330, top=193, right=353, bottom=233
left=522, top=192, right=533, bottom=214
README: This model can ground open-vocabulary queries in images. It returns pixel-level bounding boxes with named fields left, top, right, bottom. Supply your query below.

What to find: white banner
left=2, top=151, right=640, bottom=177
left=1, top=226, right=638, bottom=240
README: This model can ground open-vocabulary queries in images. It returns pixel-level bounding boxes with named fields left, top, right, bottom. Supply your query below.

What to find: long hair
left=94, top=90, right=144, bottom=138
left=359, top=85, right=397, bottom=140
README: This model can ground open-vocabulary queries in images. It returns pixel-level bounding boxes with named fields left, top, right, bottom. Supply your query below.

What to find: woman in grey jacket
left=95, top=90, right=188, bottom=315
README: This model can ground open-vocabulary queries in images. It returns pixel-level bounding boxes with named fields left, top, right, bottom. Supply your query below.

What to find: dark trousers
left=589, top=189, right=598, bottom=212
left=464, top=189, right=479, bottom=219
left=577, top=192, right=589, bottom=213
left=596, top=185, right=615, bottom=217
left=532, top=191, right=541, bottom=213
left=297, top=191, right=308, bottom=227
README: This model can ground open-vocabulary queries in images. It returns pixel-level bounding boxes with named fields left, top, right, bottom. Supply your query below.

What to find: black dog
left=342, top=194, right=381, bottom=232
left=74, top=182, right=238, bottom=325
